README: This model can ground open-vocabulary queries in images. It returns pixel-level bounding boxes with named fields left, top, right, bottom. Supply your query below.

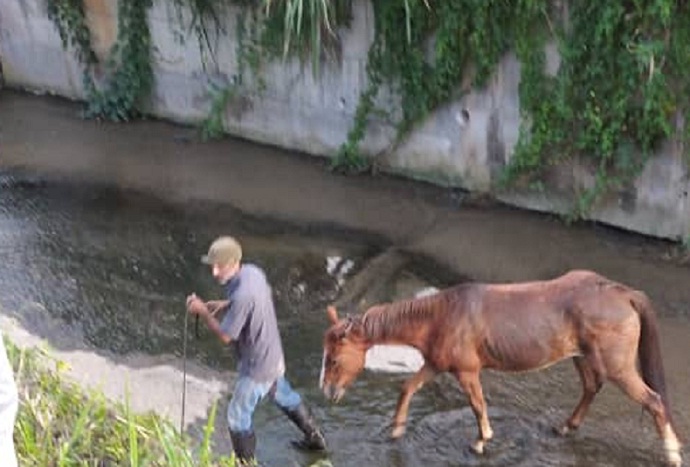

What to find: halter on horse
left=320, top=270, right=682, bottom=466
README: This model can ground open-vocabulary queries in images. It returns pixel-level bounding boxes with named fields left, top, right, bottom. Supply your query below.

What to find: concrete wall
left=1, top=0, right=688, bottom=241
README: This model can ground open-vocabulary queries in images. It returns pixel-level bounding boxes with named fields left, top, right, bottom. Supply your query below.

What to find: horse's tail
left=630, top=291, right=676, bottom=431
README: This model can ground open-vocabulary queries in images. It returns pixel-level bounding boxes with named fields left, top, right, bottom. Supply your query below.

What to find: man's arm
left=205, top=300, right=230, bottom=317
left=202, top=311, right=232, bottom=345
left=187, top=294, right=232, bottom=345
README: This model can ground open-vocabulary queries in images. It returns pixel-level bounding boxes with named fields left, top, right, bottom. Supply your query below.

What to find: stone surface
left=0, top=0, right=687, bottom=240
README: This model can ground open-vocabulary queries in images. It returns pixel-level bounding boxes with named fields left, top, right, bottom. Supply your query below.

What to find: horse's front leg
left=391, top=364, right=436, bottom=439
left=457, top=371, right=493, bottom=454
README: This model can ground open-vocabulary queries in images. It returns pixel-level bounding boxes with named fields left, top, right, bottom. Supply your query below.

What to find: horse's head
left=320, top=305, right=369, bottom=402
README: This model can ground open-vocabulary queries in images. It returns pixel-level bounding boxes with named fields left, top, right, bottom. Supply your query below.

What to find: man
left=0, top=332, right=18, bottom=467
left=186, top=236, right=326, bottom=465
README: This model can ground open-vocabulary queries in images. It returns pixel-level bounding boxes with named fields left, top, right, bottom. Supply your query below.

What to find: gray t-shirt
left=220, top=264, right=286, bottom=382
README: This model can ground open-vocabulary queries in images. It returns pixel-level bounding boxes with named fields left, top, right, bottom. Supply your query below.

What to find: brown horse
left=320, top=270, right=682, bottom=466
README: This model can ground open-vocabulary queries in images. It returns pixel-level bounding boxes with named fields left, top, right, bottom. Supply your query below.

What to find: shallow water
left=2, top=172, right=688, bottom=466
left=0, top=173, right=448, bottom=465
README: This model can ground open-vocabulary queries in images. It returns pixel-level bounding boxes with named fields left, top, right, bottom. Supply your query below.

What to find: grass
left=5, top=339, right=236, bottom=466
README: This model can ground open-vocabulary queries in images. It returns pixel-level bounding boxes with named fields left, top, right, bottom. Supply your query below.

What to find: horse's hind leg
left=555, top=356, right=603, bottom=436
left=611, top=371, right=682, bottom=467
left=456, top=371, right=493, bottom=455
left=391, top=364, right=436, bottom=439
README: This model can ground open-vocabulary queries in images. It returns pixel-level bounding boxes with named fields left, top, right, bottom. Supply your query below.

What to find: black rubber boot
left=281, top=402, right=327, bottom=451
left=229, top=429, right=257, bottom=465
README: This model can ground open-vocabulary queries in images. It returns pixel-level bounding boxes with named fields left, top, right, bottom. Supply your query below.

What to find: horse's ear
left=327, top=305, right=339, bottom=324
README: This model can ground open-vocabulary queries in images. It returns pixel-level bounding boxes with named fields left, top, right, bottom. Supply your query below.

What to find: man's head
left=201, top=236, right=242, bottom=284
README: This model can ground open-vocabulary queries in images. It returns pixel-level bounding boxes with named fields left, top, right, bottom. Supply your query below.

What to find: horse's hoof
left=469, top=440, right=485, bottom=455
left=553, top=425, right=571, bottom=437
left=666, top=450, right=682, bottom=467
left=390, top=424, right=406, bottom=439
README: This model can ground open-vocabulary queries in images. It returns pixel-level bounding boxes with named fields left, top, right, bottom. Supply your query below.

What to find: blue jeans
left=227, top=375, right=302, bottom=432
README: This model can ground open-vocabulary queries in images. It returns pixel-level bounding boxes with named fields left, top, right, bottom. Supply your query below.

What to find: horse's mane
left=360, top=292, right=447, bottom=341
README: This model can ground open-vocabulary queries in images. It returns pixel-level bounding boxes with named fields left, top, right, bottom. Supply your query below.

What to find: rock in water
left=364, top=286, right=438, bottom=373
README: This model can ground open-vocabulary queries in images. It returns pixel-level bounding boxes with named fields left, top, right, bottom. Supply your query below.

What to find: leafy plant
left=508, top=2, right=689, bottom=216
left=260, top=0, right=352, bottom=76
left=46, top=0, right=98, bottom=67
left=6, top=340, right=235, bottom=466
left=335, top=2, right=544, bottom=171
left=200, top=82, right=238, bottom=141
left=83, top=0, right=154, bottom=121
left=47, top=0, right=154, bottom=121
left=47, top=0, right=690, bottom=217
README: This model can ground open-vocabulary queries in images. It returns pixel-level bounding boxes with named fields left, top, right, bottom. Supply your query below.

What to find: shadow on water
left=1, top=169, right=688, bottom=466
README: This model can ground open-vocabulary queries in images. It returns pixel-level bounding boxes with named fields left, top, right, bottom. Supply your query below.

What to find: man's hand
left=186, top=293, right=209, bottom=317
left=205, top=300, right=229, bottom=317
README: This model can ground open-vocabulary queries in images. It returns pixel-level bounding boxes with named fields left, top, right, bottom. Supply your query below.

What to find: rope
left=180, top=308, right=189, bottom=434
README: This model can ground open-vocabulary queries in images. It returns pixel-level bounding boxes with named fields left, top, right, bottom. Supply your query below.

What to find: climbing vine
left=335, top=1, right=546, bottom=171
left=337, top=1, right=690, bottom=215
left=46, top=0, right=98, bottom=68
left=47, top=0, right=690, bottom=217
left=84, top=0, right=154, bottom=121
left=174, top=0, right=353, bottom=138
left=47, top=0, right=153, bottom=121
left=509, top=1, right=690, bottom=217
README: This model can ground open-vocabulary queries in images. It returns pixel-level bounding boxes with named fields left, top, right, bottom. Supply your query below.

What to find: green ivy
left=46, top=0, right=98, bottom=67
left=47, top=0, right=690, bottom=217
left=177, top=0, right=353, bottom=139
left=48, top=0, right=153, bottom=121
left=169, top=0, right=231, bottom=68
left=85, top=0, right=154, bottom=121
left=509, top=1, right=690, bottom=216
left=332, top=1, right=689, bottom=216
left=199, top=82, right=237, bottom=141
left=335, top=1, right=546, bottom=172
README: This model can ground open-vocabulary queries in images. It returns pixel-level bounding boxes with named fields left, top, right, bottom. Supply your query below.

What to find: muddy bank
left=1, top=90, right=688, bottom=312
